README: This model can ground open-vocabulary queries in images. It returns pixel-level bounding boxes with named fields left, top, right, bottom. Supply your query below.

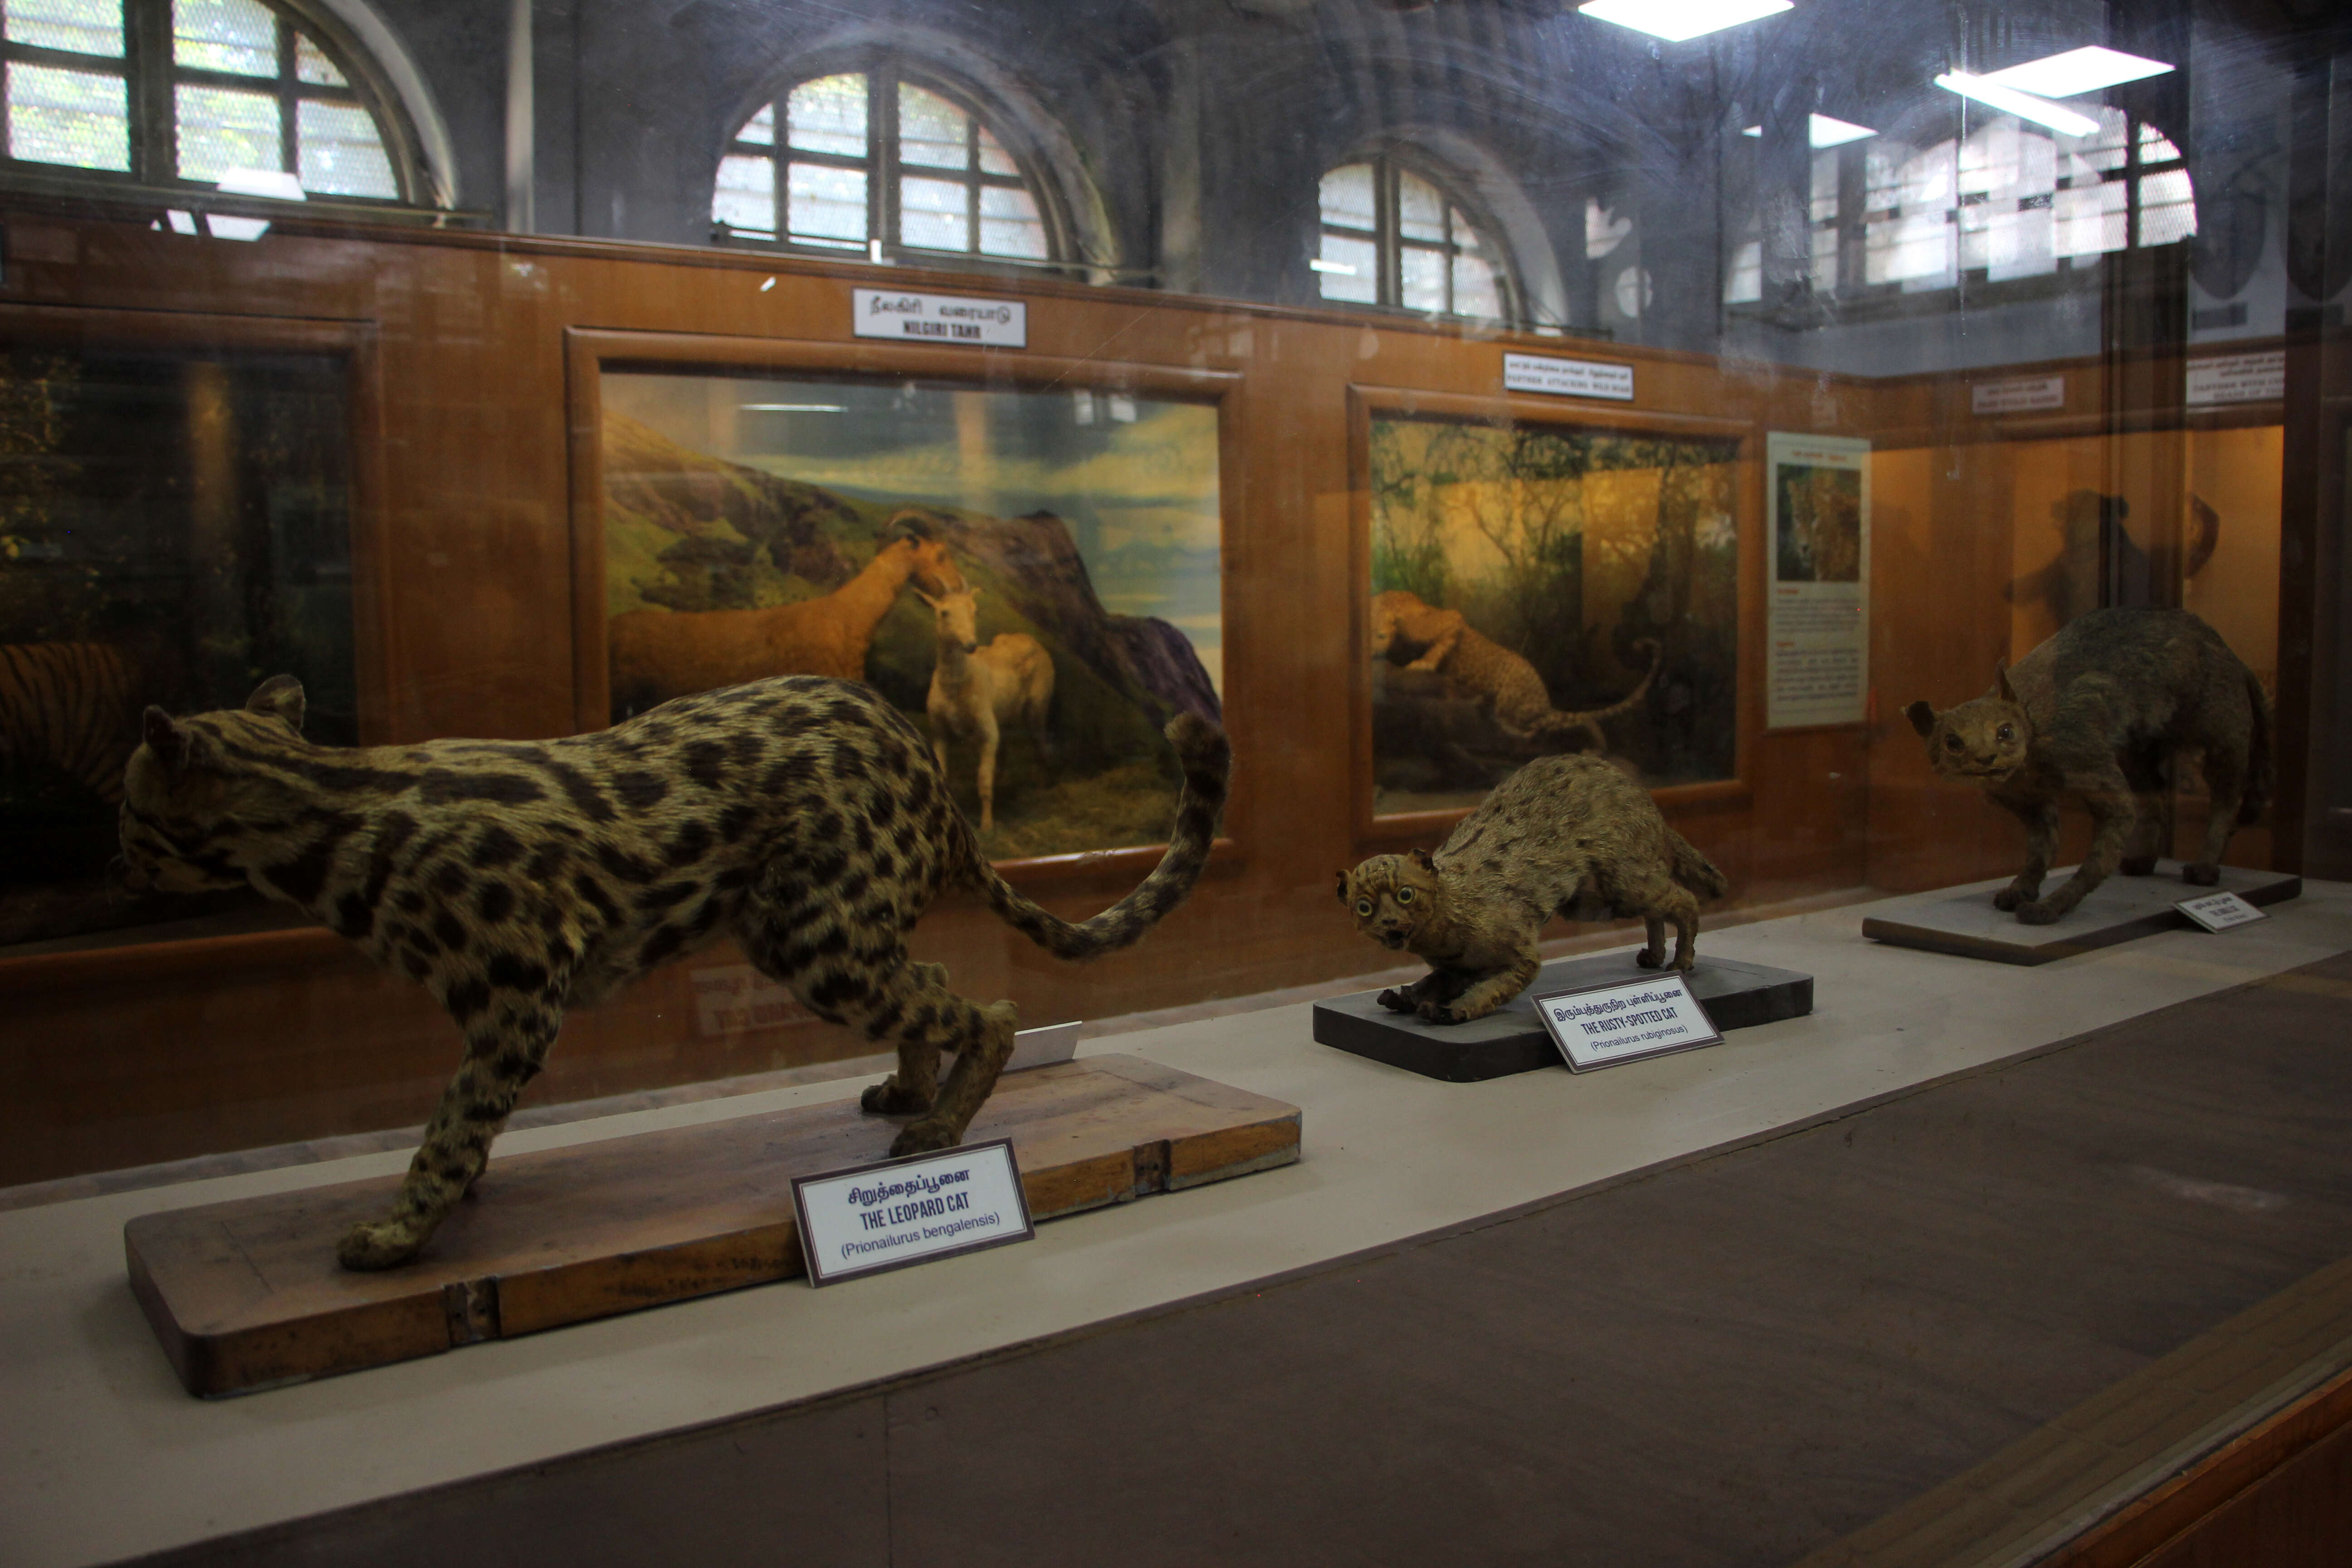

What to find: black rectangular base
left=1861, top=862, right=2301, bottom=966
left=1312, top=952, right=1814, bottom=1083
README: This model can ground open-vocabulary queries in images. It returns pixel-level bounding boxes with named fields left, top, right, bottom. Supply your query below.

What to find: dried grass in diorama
left=600, top=374, right=1223, bottom=862
left=1367, top=416, right=1740, bottom=816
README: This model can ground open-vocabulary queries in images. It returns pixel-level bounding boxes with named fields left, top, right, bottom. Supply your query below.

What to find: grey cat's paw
left=1375, top=987, right=1415, bottom=1014
left=2182, top=862, right=2221, bottom=887
left=861, top=1080, right=932, bottom=1115
left=890, top=1118, right=962, bottom=1157
left=1635, top=947, right=1664, bottom=969
left=1993, top=887, right=2033, bottom=911
left=2014, top=898, right=2064, bottom=926
left=338, top=1219, right=424, bottom=1271
left=2118, top=856, right=2159, bottom=877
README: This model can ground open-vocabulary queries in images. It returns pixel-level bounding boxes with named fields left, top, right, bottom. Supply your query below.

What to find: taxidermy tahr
left=1905, top=607, right=2270, bottom=926
left=1338, top=752, right=1727, bottom=1024
left=115, top=673, right=1229, bottom=1271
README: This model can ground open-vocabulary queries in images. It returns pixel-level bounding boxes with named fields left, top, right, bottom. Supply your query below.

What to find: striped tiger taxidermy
left=117, top=673, right=1230, bottom=1271
left=0, top=641, right=142, bottom=804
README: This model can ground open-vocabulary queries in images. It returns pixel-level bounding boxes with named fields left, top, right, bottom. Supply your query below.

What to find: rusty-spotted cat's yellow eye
left=1395, top=887, right=1414, bottom=904
left=1355, top=899, right=1373, bottom=917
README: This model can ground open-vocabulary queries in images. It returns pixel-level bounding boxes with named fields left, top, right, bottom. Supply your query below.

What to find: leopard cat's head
left=1906, top=662, right=2030, bottom=784
left=116, top=675, right=310, bottom=895
left=1337, top=849, right=1443, bottom=952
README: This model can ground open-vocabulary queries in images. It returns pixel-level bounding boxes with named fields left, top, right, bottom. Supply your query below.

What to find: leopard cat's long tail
left=1667, top=827, right=1728, bottom=901
left=1522, top=638, right=1664, bottom=746
left=2240, top=666, right=2274, bottom=825
left=968, top=712, right=1232, bottom=959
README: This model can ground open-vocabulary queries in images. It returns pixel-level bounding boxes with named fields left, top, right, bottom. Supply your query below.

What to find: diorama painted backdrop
left=600, top=372, right=1223, bottom=860
left=0, top=348, right=357, bottom=948
left=1367, top=416, right=1740, bottom=816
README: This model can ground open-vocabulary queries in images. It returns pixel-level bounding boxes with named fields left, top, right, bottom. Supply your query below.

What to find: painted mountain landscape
left=600, top=372, right=1223, bottom=862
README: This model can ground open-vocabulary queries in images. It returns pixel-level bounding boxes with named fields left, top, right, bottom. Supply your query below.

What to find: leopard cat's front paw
left=338, top=1219, right=425, bottom=1272
left=2118, top=856, right=2159, bottom=877
left=2182, top=862, right=2221, bottom=887
left=890, top=1118, right=963, bottom=1157
left=2014, top=897, right=2065, bottom=926
left=1375, top=987, right=1416, bottom=1014
left=861, top=1079, right=934, bottom=1116
left=1635, top=947, right=1665, bottom=969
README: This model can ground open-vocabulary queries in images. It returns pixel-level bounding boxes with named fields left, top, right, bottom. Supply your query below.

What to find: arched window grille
left=0, top=0, right=415, bottom=202
left=714, top=68, right=1058, bottom=265
left=1316, top=156, right=1510, bottom=322
left=1727, top=107, right=2195, bottom=305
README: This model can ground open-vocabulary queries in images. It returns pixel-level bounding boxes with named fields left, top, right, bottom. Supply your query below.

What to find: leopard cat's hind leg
left=340, top=977, right=567, bottom=1270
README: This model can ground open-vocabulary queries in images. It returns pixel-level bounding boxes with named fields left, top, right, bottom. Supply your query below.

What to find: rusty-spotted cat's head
left=1337, top=848, right=1442, bottom=951
left=1906, top=662, right=2031, bottom=784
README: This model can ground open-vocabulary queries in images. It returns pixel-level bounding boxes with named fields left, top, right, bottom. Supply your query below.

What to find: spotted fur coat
left=117, top=674, right=1230, bottom=1270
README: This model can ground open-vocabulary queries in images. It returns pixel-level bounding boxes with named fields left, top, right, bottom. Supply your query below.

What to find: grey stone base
left=1861, top=861, right=2301, bottom=966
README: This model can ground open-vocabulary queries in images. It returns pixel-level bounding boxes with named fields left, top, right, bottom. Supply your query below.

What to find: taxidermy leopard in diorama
left=1905, top=606, right=2270, bottom=926
left=116, top=673, right=1230, bottom=1271
left=1338, top=752, right=1727, bottom=1024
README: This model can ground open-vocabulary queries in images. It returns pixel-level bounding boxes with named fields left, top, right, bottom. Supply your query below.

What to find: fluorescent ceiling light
left=1578, top=0, right=1791, bottom=44
left=1933, top=72, right=2101, bottom=137
left=1741, top=125, right=1761, bottom=137
left=1308, top=258, right=1358, bottom=275
left=216, top=167, right=304, bottom=201
left=1981, top=46, right=2173, bottom=99
left=740, top=403, right=844, bottom=412
left=1808, top=113, right=1875, bottom=147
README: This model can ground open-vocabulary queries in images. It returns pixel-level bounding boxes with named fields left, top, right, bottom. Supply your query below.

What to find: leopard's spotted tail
left=1667, top=827, right=1728, bottom=900
left=1521, top=639, right=1664, bottom=749
left=970, top=713, right=1231, bottom=960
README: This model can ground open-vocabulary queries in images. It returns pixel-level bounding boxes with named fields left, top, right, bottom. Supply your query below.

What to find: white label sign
left=1971, top=375, right=2066, bottom=415
left=1503, top=352, right=1635, bottom=401
left=2177, top=891, right=2267, bottom=932
left=793, top=1138, right=1034, bottom=1286
left=852, top=287, right=1027, bottom=348
left=1534, top=972, right=1724, bottom=1073
left=2185, top=351, right=2286, bottom=407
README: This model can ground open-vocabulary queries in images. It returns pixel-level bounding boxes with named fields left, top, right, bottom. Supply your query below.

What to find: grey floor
left=128, top=951, right=2352, bottom=1568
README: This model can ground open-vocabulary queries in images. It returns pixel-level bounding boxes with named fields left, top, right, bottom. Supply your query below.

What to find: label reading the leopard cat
left=1502, top=352, right=1634, bottom=400
left=852, top=288, right=1027, bottom=347
left=2177, top=891, right=2266, bottom=932
left=792, top=1138, right=1034, bottom=1286
left=1534, top=972, right=1723, bottom=1073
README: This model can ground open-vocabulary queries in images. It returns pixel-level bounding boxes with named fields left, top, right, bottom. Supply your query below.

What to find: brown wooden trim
left=0, top=924, right=353, bottom=998
left=2046, top=1365, right=2352, bottom=1568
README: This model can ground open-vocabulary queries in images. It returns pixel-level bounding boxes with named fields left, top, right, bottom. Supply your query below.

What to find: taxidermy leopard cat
left=117, top=673, right=1230, bottom=1271
left=1338, top=752, right=1727, bottom=1024
left=1905, top=607, right=2270, bottom=926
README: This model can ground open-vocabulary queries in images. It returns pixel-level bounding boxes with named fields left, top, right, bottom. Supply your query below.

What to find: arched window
left=714, top=68, right=1057, bottom=265
left=1727, top=106, right=2194, bottom=305
left=1316, top=156, right=1509, bottom=322
left=1, top=0, right=418, bottom=202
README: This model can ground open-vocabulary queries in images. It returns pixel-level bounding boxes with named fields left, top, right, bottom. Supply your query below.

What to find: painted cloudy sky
left=603, top=373, right=1225, bottom=693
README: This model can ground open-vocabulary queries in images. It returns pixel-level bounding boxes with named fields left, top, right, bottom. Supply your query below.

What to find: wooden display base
left=125, top=1055, right=1299, bottom=1398
left=1312, top=953, right=1813, bottom=1083
left=1862, top=862, right=2301, bottom=966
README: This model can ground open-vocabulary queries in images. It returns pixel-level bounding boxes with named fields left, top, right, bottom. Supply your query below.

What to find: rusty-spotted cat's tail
left=1666, top=827, right=1728, bottom=901
left=967, top=713, right=1232, bottom=960
left=2241, top=666, right=2274, bottom=825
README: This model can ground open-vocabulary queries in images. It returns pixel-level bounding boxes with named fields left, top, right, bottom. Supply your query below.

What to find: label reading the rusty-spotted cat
left=1534, top=971, right=1723, bottom=1073
left=793, top=1138, right=1034, bottom=1286
left=2176, top=891, right=2265, bottom=932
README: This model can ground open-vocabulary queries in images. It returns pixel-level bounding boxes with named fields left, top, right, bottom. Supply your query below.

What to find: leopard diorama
left=1338, top=751, right=1727, bottom=1024
left=116, top=673, right=1230, bottom=1271
left=1369, top=588, right=1661, bottom=752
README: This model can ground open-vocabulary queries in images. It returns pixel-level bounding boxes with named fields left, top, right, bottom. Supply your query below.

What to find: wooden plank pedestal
left=124, top=1054, right=1299, bottom=1398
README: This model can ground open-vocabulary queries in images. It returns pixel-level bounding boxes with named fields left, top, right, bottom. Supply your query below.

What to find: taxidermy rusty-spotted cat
left=117, top=673, right=1229, bottom=1270
left=1906, top=607, right=2270, bottom=926
left=1338, top=752, right=1727, bottom=1024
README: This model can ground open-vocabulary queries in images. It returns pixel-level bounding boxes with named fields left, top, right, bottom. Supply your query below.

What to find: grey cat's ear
left=245, top=674, right=305, bottom=734
left=1411, top=848, right=1436, bottom=871
left=1994, top=660, right=2018, bottom=706
left=1905, top=700, right=1937, bottom=739
left=1334, top=870, right=1349, bottom=902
